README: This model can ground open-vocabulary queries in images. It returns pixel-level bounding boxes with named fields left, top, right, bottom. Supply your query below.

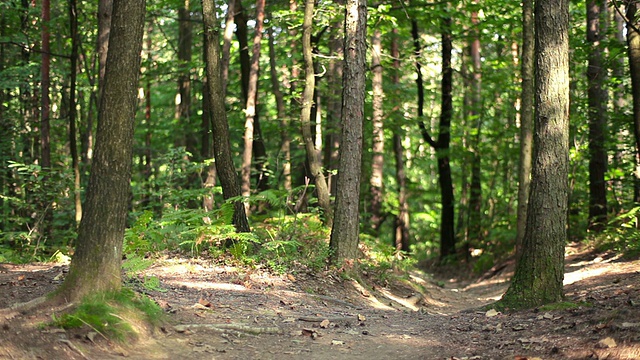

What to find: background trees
left=0, top=0, right=639, bottom=307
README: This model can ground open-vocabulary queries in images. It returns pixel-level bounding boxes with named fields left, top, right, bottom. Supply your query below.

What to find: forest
left=0, top=0, right=640, bottom=357
left=0, top=0, right=640, bottom=360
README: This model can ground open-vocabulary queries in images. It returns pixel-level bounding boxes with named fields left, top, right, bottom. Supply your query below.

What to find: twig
left=174, top=323, right=283, bottom=335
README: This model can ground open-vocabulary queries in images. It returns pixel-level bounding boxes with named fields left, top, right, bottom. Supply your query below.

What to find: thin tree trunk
left=241, top=0, right=265, bottom=210
left=516, top=0, right=535, bottom=259
left=202, top=0, right=250, bottom=233
left=40, top=0, right=50, bottom=168
left=267, top=25, right=290, bottom=192
left=177, top=0, right=197, bottom=160
left=329, top=0, right=367, bottom=264
left=69, top=0, right=82, bottom=225
left=413, top=17, right=456, bottom=259
left=222, top=0, right=236, bottom=95
left=391, top=29, right=410, bottom=253
left=300, top=0, right=333, bottom=226
left=56, top=0, right=146, bottom=302
left=370, top=29, right=384, bottom=233
left=587, top=0, right=608, bottom=232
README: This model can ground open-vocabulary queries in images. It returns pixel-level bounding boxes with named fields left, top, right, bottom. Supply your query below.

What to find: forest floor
left=1, top=243, right=639, bottom=360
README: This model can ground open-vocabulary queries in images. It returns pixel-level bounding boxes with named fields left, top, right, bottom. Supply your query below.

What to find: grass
left=47, top=287, right=164, bottom=342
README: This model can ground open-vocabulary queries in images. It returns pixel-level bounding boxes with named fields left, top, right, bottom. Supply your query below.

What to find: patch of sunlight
left=376, top=287, right=421, bottom=311
left=567, top=253, right=623, bottom=268
left=564, top=266, right=611, bottom=285
left=348, top=280, right=395, bottom=310
left=170, top=280, right=247, bottom=291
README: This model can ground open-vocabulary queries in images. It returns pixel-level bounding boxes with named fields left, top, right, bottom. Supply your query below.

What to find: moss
left=47, top=287, right=164, bottom=342
left=539, top=301, right=591, bottom=311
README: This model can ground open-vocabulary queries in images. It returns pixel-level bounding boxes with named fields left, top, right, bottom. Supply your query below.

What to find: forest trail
left=1, top=244, right=639, bottom=360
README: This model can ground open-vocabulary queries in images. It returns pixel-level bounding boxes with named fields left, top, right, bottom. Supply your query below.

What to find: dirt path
left=1, top=246, right=639, bottom=359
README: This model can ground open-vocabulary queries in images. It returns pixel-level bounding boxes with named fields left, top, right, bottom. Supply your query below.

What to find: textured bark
left=69, top=0, right=82, bottom=225
left=626, top=2, right=640, bottom=205
left=516, top=0, right=535, bottom=259
left=370, top=29, right=384, bottom=233
left=501, top=0, right=569, bottom=309
left=329, top=0, right=367, bottom=264
left=56, top=0, right=146, bottom=302
left=40, top=0, right=50, bottom=168
left=202, top=0, right=250, bottom=233
left=587, top=0, right=608, bottom=232
left=300, top=0, right=332, bottom=226
left=325, top=13, right=344, bottom=196
left=97, top=0, right=112, bottom=103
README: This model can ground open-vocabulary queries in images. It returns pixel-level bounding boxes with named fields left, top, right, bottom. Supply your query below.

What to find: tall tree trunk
left=267, top=25, right=290, bottom=192
left=391, top=29, right=410, bottom=253
left=202, top=0, right=250, bottom=233
left=325, top=6, right=344, bottom=196
left=587, top=0, right=608, bottom=232
left=40, top=0, right=50, bottom=168
left=628, top=2, right=640, bottom=206
left=177, top=0, right=197, bottom=160
left=56, top=0, right=146, bottom=302
left=222, top=0, right=236, bottom=95
left=300, top=0, right=333, bottom=226
left=329, top=0, right=367, bottom=264
left=501, top=0, right=570, bottom=309
left=69, top=0, right=82, bottom=225
left=370, top=29, right=384, bottom=233
left=516, top=0, right=535, bottom=259
left=97, top=0, right=112, bottom=105
left=413, top=17, right=456, bottom=260
left=467, top=6, right=483, bottom=251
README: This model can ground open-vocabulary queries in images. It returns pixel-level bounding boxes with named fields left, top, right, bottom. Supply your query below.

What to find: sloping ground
left=0, top=245, right=639, bottom=360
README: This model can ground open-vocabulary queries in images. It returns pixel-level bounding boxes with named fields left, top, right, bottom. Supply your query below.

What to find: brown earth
left=0, top=244, right=639, bottom=360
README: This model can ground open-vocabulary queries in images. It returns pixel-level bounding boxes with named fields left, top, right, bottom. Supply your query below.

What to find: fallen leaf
left=357, top=314, right=366, bottom=322
left=86, top=332, right=97, bottom=343
left=319, top=319, right=331, bottom=328
left=597, top=337, right=617, bottom=349
left=17, top=275, right=25, bottom=281
left=621, top=322, right=640, bottom=328
left=287, top=274, right=296, bottom=282
left=331, top=340, right=345, bottom=345
left=485, top=309, right=499, bottom=317
left=198, top=298, right=213, bottom=308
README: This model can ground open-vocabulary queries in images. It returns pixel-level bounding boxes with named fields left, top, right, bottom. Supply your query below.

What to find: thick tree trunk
left=177, top=0, right=197, bottom=160
left=587, top=0, right=608, bottom=232
left=626, top=2, right=640, bottom=206
left=501, top=0, right=570, bottom=309
left=300, top=0, right=333, bottom=226
left=516, top=0, right=535, bottom=259
left=202, top=0, right=250, bottom=233
left=370, top=29, right=384, bottom=233
left=56, top=0, right=146, bottom=302
left=329, top=0, right=367, bottom=264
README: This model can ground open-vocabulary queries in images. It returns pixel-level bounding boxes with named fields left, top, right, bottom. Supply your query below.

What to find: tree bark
left=587, top=0, right=608, bottom=232
left=329, top=0, right=367, bottom=264
left=370, top=29, right=384, bottom=233
left=177, top=0, right=197, bottom=160
left=202, top=0, right=250, bottom=233
left=626, top=2, right=640, bottom=206
left=501, top=0, right=570, bottom=309
left=516, top=0, right=535, bottom=260
left=300, top=0, right=333, bottom=226
left=56, top=0, right=146, bottom=302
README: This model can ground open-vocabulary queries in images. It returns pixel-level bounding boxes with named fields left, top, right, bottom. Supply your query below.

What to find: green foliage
left=587, top=207, right=640, bottom=258
left=48, top=288, right=164, bottom=342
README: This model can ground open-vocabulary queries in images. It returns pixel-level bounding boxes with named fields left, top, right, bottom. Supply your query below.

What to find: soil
left=1, top=244, right=639, bottom=360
